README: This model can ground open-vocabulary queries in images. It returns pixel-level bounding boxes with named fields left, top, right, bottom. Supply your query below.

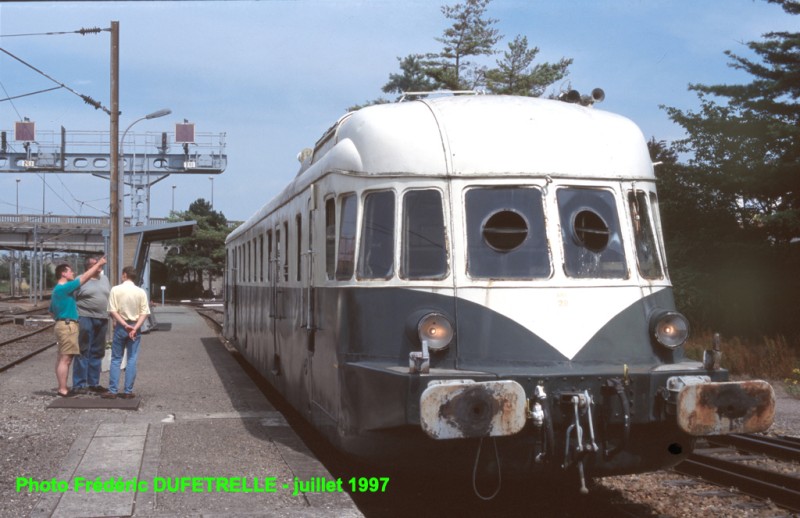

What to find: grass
left=684, top=331, right=800, bottom=398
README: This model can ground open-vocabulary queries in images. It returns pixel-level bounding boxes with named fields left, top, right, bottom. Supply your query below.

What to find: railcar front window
left=557, top=188, right=628, bottom=278
left=335, top=193, right=357, bottom=280
left=358, top=191, right=395, bottom=279
left=465, top=187, right=550, bottom=278
left=401, top=190, right=448, bottom=279
left=628, top=190, right=663, bottom=279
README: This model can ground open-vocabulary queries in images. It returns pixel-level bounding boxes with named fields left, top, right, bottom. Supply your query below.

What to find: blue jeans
left=108, top=323, right=141, bottom=395
left=73, top=317, right=108, bottom=388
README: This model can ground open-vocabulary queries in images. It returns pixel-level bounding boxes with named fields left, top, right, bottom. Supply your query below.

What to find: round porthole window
left=573, top=209, right=609, bottom=252
left=482, top=210, right=528, bottom=252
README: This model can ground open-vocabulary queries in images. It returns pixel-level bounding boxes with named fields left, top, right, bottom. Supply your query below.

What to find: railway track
left=0, top=306, right=51, bottom=326
left=674, top=434, right=800, bottom=513
left=0, top=299, right=55, bottom=372
left=0, top=317, right=56, bottom=373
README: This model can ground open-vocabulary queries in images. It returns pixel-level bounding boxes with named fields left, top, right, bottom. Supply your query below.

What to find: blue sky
left=0, top=0, right=794, bottom=222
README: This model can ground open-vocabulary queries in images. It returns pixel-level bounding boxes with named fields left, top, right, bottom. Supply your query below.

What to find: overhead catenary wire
left=0, top=27, right=106, bottom=38
left=0, top=80, right=24, bottom=119
left=0, top=86, right=64, bottom=103
left=0, top=46, right=110, bottom=114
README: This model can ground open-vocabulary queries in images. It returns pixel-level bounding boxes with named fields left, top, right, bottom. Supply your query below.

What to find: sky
left=0, top=0, right=795, bottom=223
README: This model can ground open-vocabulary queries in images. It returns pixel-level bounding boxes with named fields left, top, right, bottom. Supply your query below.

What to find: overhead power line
left=0, top=46, right=110, bottom=114
left=0, top=86, right=64, bottom=103
left=0, top=27, right=107, bottom=38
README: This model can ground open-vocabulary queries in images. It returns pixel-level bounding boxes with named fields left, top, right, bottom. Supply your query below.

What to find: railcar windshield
left=628, top=190, right=663, bottom=279
left=557, top=188, right=628, bottom=279
left=401, top=189, right=448, bottom=279
left=358, top=190, right=395, bottom=279
left=465, top=187, right=551, bottom=279
left=335, top=193, right=357, bottom=280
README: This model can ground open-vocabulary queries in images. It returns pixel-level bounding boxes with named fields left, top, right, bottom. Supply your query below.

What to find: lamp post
left=15, top=178, right=20, bottom=215
left=112, top=108, right=171, bottom=281
left=172, top=185, right=176, bottom=213
left=209, top=176, right=214, bottom=209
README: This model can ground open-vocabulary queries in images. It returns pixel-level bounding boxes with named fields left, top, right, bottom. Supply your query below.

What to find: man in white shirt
left=103, top=266, right=150, bottom=399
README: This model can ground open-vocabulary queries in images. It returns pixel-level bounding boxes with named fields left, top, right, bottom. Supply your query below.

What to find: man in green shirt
left=49, top=256, right=107, bottom=397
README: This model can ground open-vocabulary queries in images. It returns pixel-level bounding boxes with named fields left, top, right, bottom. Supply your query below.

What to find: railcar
left=223, top=93, right=774, bottom=493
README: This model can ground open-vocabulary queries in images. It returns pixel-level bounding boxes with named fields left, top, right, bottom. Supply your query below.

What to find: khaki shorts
left=55, top=320, right=80, bottom=355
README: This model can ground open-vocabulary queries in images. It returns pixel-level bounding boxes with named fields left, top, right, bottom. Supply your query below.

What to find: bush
left=683, top=331, right=798, bottom=381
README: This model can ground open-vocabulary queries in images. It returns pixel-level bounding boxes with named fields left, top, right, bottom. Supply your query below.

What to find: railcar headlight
left=650, top=310, right=689, bottom=349
left=417, top=313, right=454, bottom=352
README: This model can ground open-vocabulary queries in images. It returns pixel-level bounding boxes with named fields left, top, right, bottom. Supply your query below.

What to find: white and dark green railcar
left=223, top=94, right=774, bottom=492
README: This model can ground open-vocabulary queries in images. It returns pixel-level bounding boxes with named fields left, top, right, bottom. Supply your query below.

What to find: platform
left=0, top=306, right=362, bottom=517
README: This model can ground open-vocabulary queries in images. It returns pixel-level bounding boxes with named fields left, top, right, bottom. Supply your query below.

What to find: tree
left=382, top=54, right=440, bottom=95
left=378, top=0, right=571, bottom=102
left=662, top=0, right=800, bottom=245
left=432, top=0, right=501, bottom=90
left=485, top=35, right=572, bottom=96
left=659, top=0, right=800, bottom=335
left=380, top=0, right=501, bottom=94
left=164, top=198, right=235, bottom=297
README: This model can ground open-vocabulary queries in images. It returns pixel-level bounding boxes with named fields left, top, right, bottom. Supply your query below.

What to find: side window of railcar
left=282, top=222, right=289, bottom=281
left=465, top=187, right=550, bottom=279
left=296, top=214, right=302, bottom=282
left=335, top=193, right=357, bottom=280
left=259, top=235, right=264, bottom=282
left=266, top=230, right=272, bottom=281
left=358, top=190, right=395, bottom=279
left=628, top=190, right=663, bottom=279
left=246, top=240, right=251, bottom=282
left=230, top=248, right=236, bottom=282
left=401, top=189, right=448, bottom=280
left=557, top=188, right=628, bottom=279
left=325, top=198, right=336, bottom=279
left=275, top=227, right=282, bottom=282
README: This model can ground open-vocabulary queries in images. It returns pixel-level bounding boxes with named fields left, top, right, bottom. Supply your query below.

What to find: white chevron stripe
left=456, top=286, right=665, bottom=360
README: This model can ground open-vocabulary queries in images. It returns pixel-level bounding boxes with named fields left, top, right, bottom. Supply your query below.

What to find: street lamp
left=209, top=176, right=214, bottom=209
left=111, top=108, right=171, bottom=282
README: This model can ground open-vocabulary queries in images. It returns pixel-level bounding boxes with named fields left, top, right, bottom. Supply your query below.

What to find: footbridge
left=0, top=214, right=196, bottom=303
left=0, top=214, right=192, bottom=258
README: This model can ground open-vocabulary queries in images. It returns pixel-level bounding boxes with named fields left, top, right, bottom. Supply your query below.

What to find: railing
left=0, top=215, right=171, bottom=226
left=0, top=215, right=239, bottom=228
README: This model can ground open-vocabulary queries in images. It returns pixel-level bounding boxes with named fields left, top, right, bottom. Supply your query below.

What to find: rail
left=674, top=434, right=800, bottom=512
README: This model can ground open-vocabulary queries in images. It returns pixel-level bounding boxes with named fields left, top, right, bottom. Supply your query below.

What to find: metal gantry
left=0, top=126, right=226, bottom=299
left=0, top=127, right=227, bottom=225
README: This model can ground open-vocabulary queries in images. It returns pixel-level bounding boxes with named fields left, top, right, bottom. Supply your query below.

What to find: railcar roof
left=313, top=94, right=655, bottom=180
left=229, top=95, right=655, bottom=241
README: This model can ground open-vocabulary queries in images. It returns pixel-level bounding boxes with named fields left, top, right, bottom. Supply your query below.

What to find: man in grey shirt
left=73, top=256, right=111, bottom=393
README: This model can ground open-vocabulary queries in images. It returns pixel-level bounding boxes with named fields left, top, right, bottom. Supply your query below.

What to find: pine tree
left=663, top=0, right=800, bottom=244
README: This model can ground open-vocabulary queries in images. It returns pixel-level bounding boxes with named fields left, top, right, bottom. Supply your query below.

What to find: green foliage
left=382, top=54, right=441, bottom=96
left=485, top=35, right=572, bottom=96
left=658, top=1, right=800, bottom=338
left=684, top=331, right=798, bottom=381
left=433, top=0, right=500, bottom=90
left=376, top=0, right=572, bottom=103
left=164, top=198, right=237, bottom=295
left=662, top=0, right=800, bottom=246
